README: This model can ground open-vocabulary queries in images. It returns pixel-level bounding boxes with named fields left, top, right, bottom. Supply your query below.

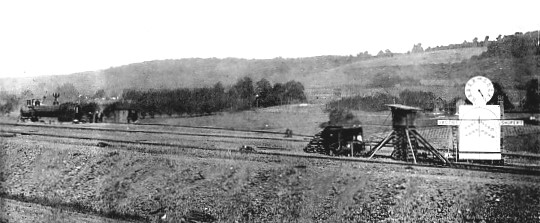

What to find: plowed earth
left=1, top=136, right=540, bottom=222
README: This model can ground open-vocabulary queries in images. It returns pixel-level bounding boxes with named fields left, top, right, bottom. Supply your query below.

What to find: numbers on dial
left=464, top=76, right=494, bottom=105
left=462, top=107, right=498, bottom=139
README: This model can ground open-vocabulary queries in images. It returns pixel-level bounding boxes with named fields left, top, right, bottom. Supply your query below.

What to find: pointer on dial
left=465, top=76, right=494, bottom=106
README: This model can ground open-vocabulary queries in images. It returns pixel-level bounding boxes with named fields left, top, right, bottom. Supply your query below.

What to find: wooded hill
left=1, top=30, right=539, bottom=105
left=0, top=48, right=486, bottom=98
left=0, top=56, right=357, bottom=97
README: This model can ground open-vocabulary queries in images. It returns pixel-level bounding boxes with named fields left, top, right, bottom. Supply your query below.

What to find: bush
left=398, top=90, right=436, bottom=110
left=0, top=92, right=19, bottom=115
left=326, top=93, right=397, bottom=112
left=505, top=134, right=540, bottom=154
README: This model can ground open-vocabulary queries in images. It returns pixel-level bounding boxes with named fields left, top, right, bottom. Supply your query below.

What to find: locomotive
left=19, top=94, right=83, bottom=122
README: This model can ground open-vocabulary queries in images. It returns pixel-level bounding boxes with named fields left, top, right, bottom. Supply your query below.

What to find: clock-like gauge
left=465, top=76, right=494, bottom=105
left=461, top=107, right=499, bottom=139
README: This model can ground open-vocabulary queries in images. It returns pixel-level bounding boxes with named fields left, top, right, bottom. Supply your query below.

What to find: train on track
left=19, top=93, right=141, bottom=124
left=303, top=125, right=366, bottom=156
left=19, top=98, right=83, bottom=122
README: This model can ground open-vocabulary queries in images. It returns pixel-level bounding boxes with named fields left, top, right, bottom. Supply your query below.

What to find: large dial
left=461, top=107, right=499, bottom=138
left=458, top=105, right=501, bottom=158
left=465, top=76, right=494, bottom=105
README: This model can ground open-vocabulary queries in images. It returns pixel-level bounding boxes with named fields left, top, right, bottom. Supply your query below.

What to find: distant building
left=433, top=97, right=446, bottom=113
left=103, top=104, right=139, bottom=123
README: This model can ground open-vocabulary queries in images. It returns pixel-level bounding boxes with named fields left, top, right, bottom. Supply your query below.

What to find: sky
left=0, top=0, right=538, bottom=79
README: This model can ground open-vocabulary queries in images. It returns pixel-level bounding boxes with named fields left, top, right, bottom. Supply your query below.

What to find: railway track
left=3, top=129, right=540, bottom=176
left=0, top=122, right=309, bottom=142
left=130, top=122, right=314, bottom=137
left=7, top=123, right=540, bottom=160
left=3, top=122, right=537, bottom=161
left=7, top=121, right=314, bottom=137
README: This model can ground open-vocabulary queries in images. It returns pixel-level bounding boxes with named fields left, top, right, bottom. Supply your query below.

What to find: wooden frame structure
left=366, top=104, right=451, bottom=165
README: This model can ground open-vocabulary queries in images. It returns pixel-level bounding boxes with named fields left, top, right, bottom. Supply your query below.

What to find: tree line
left=482, top=31, right=540, bottom=58
left=0, top=77, right=306, bottom=117
left=323, top=79, right=540, bottom=126
left=325, top=90, right=443, bottom=113
left=108, top=77, right=306, bottom=118
left=326, top=81, right=526, bottom=113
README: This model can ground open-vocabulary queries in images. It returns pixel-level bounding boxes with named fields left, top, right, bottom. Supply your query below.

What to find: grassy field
left=1, top=135, right=539, bottom=222
left=137, top=104, right=400, bottom=136
left=139, top=104, right=329, bottom=135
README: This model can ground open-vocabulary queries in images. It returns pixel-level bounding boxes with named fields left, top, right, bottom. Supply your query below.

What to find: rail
left=0, top=122, right=309, bottom=142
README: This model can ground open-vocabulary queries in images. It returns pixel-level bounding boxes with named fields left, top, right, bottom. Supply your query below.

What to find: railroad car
left=20, top=99, right=83, bottom=122
left=304, top=125, right=366, bottom=156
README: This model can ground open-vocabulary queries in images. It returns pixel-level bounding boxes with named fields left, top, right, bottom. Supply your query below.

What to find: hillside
left=305, top=48, right=540, bottom=104
left=0, top=56, right=352, bottom=96
left=3, top=30, right=539, bottom=106
left=301, top=48, right=488, bottom=88
left=0, top=47, right=487, bottom=98
left=350, top=47, right=487, bottom=68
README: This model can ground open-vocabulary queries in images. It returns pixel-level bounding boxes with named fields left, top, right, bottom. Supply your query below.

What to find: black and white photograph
left=1, top=0, right=539, bottom=222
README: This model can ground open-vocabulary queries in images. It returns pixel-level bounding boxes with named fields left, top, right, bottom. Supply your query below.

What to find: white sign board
left=458, top=105, right=501, bottom=160
left=500, top=120, right=524, bottom=126
left=438, top=119, right=524, bottom=126
left=437, top=120, right=460, bottom=125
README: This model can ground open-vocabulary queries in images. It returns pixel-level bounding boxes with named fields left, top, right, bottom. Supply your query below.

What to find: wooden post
left=498, top=95, right=505, bottom=157
left=452, top=126, right=458, bottom=162
left=368, top=131, right=394, bottom=159
left=411, top=129, right=451, bottom=165
left=338, top=132, right=341, bottom=155
left=405, top=129, right=417, bottom=164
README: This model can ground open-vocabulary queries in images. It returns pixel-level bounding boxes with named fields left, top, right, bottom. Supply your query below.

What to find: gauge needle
left=478, top=89, right=486, bottom=101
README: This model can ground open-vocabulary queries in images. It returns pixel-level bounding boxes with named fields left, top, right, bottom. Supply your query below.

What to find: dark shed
left=386, top=104, right=422, bottom=128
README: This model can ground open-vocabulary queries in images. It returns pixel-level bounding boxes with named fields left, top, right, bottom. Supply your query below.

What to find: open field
left=138, top=104, right=329, bottom=136
left=1, top=134, right=539, bottom=222
left=135, top=104, right=401, bottom=137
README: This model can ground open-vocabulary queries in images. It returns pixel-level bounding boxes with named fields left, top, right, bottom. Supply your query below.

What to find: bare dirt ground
left=1, top=135, right=539, bottom=222
left=0, top=198, right=134, bottom=223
